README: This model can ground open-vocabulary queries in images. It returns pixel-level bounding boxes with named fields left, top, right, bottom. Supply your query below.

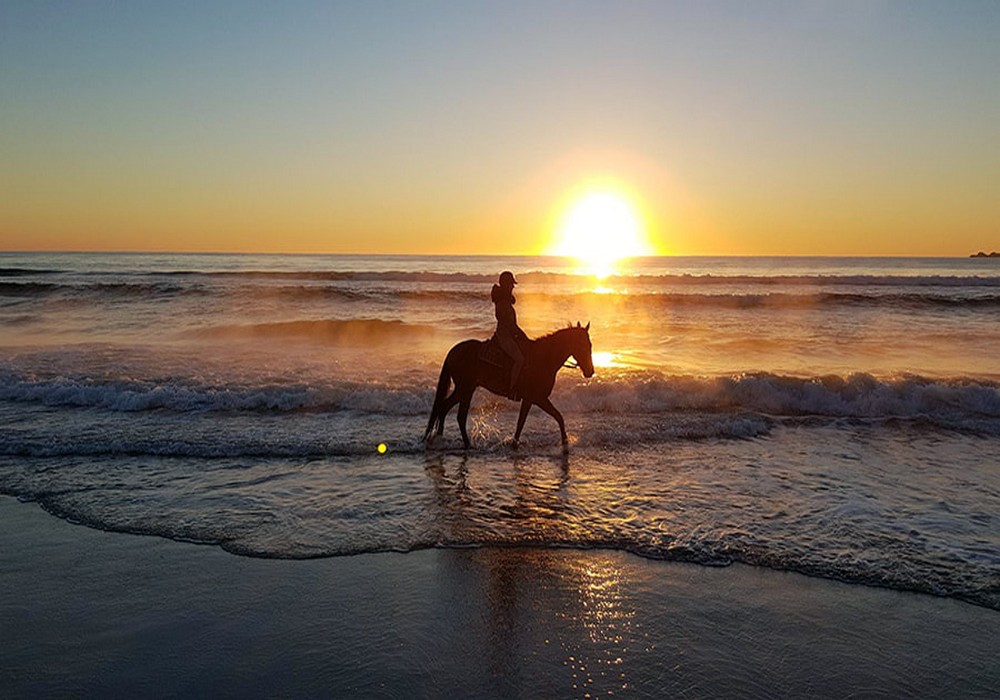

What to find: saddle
left=479, top=335, right=512, bottom=369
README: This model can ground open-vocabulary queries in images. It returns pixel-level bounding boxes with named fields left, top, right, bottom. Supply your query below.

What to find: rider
left=491, top=270, right=525, bottom=399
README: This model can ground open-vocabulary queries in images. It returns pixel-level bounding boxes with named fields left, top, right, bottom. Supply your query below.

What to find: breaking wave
left=6, top=278, right=1000, bottom=312
left=1, top=367, right=997, bottom=434
left=0, top=372, right=429, bottom=415
left=0, top=267, right=63, bottom=277
left=565, top=372, right=1000, bottom=424
left=152, top=269, right=1000, bottom=288
left=0, top=280, right=206, bottom=298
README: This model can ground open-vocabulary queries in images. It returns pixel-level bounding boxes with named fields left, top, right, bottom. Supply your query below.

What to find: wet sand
left=2, top=496, right=998, bottom=698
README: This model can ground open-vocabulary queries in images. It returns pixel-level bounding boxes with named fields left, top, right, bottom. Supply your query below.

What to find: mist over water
left=1, top=253, right=998, bottom=608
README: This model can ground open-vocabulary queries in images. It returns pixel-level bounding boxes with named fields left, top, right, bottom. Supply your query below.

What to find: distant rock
left=970, top=251, right=1000, bottom=258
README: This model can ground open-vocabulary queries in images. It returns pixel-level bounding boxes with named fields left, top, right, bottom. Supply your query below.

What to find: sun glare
left=591, top=351, right=619, bottom=368
left=550, top=190, right=653, bottom=278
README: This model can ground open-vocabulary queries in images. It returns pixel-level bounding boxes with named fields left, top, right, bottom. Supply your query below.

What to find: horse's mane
left=532, top=323, right=586, bottom=343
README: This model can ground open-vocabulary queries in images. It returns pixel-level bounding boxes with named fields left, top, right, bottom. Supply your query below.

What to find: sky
left=2, top=1, right=998, bottom=256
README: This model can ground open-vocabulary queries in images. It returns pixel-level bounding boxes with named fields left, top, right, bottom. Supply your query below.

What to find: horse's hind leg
left=424, top=402, right=441, bottom=442
left=535, top=398, right=568, bottom=448
left=456, top=389, right=474, bottom=449
left=425, top=390, right=459, bottom=443
left=436, top=392, right=459, bottom=437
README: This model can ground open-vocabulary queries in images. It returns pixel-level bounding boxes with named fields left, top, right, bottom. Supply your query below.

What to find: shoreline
left=23, top=493, right=1000, bottom=614
left=4, top=496, right=998, bottom=698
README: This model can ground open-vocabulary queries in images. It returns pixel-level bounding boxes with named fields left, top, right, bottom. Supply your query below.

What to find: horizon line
left=1, top=250, right=991, bottom=260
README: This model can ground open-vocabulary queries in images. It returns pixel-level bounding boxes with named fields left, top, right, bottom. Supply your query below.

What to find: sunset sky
left=2, top=1, right=998, bottom=256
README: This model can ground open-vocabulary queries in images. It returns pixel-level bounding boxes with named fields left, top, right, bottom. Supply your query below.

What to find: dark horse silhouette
left=424, top=323, right=595, bottom=449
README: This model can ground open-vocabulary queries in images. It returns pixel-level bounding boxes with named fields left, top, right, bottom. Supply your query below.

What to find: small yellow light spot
left=377, top=443, right=387, bottom=454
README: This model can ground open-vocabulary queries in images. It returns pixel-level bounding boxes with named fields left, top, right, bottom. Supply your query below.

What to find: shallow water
left=1, top=253, right=998, bottom=608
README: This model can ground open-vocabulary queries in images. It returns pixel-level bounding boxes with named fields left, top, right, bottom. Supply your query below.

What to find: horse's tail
left=424, top=360, right=452, bottom=442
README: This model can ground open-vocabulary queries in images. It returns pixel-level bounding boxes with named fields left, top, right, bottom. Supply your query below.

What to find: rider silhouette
left=491, top=271, right=525, bottom=399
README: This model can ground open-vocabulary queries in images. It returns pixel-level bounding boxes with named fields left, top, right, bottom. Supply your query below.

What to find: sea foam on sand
left=2, top=497, right=998, bottom=699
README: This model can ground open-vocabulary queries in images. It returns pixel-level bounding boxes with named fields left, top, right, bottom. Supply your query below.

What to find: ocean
left=1, top=252, right=998, bottom=609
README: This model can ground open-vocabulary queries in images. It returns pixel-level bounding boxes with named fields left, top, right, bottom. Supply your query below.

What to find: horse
left=424, top=322, right=595, bottom=450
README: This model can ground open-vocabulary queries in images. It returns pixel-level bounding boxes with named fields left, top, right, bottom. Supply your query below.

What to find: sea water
left=1, top=253, right=998, bottom=608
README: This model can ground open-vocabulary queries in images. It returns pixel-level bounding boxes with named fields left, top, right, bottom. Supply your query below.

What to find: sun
left=549, top=190, right=653, bottom=278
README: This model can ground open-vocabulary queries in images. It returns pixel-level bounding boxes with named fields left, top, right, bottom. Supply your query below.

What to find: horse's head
left=569, top=322, right=594, bottom=378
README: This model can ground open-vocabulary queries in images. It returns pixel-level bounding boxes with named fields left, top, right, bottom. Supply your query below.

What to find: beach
left=4, top=496, right=998, bottom=698
left=2, top=252, right=999, bottom=697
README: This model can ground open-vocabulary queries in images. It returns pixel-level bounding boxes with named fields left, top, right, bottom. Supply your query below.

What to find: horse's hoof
left=511, top=440, right=520, bottom=451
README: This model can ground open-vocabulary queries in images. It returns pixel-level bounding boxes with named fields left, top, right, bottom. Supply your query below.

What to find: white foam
left=2, top=368, right=997, bottom=435
left=557, top=372, right=1000, bottom=436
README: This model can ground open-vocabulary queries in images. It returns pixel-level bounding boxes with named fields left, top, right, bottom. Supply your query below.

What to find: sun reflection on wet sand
left=454, top=547, right=644, bottom=697
left=423, top=453, right=652, bottom=696
left=554, top=553, right=639, bottom=696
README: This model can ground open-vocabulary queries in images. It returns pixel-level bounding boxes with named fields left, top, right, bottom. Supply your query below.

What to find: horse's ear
left=585, top=321, right=590, bottom=331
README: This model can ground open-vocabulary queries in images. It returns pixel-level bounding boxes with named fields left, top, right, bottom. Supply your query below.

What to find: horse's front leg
left=535, top=398, right=567, bottom=448
left=512, top=399, right=532, bottom=450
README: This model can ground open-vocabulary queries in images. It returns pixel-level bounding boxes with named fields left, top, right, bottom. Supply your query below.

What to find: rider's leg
left=498, top=335, right=524, bottom=399
left=509, top=346, right=524, bottom=398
